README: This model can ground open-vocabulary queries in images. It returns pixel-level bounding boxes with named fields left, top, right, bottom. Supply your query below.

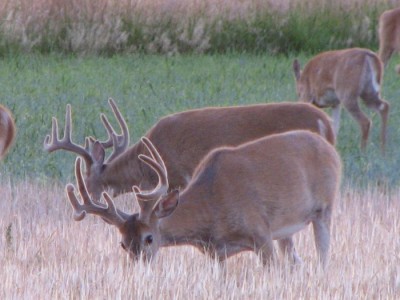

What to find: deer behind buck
left=0, top=105, right=15, bottom=159
left=66, top=133, right=341, bottom=268
left=293, top=48, right=389, bottom=152
left=45, top=99, right=335, bottom=200
left=378, top=7, right=400, bottom=73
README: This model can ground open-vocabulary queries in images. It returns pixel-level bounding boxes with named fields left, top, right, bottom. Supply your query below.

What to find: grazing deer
left=66, top=134, right=341, bottom=268
left=45, top=98, right=335, bottom=200
left=293, top=48, right=390, bottom=152
left=378, top=7, right=400, bottom=72
left=0, top=105, right=16, bottom=159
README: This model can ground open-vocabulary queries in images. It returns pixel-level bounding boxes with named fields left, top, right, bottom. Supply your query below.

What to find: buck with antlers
left=45, top=98, right=335, bottom=200
left=67, top=133, right=341, bottom=268
left=378, top=7, right=400, bottom=72
left=0, top=105, right=16, bottom=160
left=293, top=48, right=390, bottom=152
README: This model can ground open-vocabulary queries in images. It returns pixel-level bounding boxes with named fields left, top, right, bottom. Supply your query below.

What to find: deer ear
left=154, top=190, right=179, bottom=219
left=293, top=59, right=301, bottom=81
left=92, top=141, right=105, bottom=164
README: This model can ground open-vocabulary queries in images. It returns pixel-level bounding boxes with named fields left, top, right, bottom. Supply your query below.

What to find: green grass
left=1, top=53, right=399, bottom=188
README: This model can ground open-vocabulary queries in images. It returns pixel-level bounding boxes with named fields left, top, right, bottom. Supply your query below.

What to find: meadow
left=0, top=51, right=399, bottom=299
left=1, top=0, right=400, bottom=298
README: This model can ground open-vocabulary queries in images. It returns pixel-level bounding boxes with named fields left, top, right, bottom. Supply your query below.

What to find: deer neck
left=158, top=187, right=214, bottom=250
left=102, top=142, right=155, bottom=196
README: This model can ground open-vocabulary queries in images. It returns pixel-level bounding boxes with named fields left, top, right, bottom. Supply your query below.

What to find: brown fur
left=49, top=102, right=335, bottom=200
left=378, top=7, right=400, bottom=72
left=293, top=48, right=389, bottom=152
left=52, top=102, right=334, bottom=200
left=67, top=131, right=341, bottom=268
left=0, top=105, right=16, bottom=159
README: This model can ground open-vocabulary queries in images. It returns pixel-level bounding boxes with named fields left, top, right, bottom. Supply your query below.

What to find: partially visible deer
left=66, top=133, right=341, bottom=268
left=293, top=48, right=390, bottom=152
left=45, top=98, right=335, bottom=200
left=378, top=7, right=400, bottom=72
left=0, top=105, right=16, bottom=159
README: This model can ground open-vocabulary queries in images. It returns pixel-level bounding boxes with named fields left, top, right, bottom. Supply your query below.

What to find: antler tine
left=44, top=104, right=93, bottom=166
left=65, top=157, right=126, bottom=227
left=96, top=98, right=130, bottom=162
left=135, top=137, right=169, bottom=201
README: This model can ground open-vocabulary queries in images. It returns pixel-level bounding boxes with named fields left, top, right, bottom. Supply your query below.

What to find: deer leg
left=253, top=232, right=276, bottom=266
left=378, top=47, right=394, bottom=68
left=342, top=98, right=371, bottom=150
left=330, top=105, right=342, bottom=138
left=312, top=205, right=332, bottom=269
left=361, top=92, right=390, bottom=153
left=278, top=237, right=303, bottom=265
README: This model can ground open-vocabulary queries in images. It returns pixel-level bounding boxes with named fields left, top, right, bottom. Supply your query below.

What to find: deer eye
left=120, top=242, right=127, bottom=251
left=144, top=235, right=153, bottom=245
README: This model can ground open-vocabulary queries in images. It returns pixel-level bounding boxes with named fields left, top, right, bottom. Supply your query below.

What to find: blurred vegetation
left=0, top=0, right=395, bottom=56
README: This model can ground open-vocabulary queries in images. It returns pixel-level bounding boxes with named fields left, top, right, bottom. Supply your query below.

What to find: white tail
left=293, top=48, right=389, bottom=152
left=46, top=100, right=335, bottom=200
left=0, top=105, right=15, bottom=160
left=378, top=7, right=400, bottom=73
left=66, top=133, right=341, bottom=268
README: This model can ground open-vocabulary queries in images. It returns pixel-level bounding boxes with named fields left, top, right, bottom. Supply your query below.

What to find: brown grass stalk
left=1, top=179, right=399, bottom=298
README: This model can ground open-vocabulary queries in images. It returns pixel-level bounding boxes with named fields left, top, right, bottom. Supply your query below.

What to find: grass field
left=0, top=52, right=400, bottom=298
left=1, top=181, right=399, bottom=298
left=1, top=53, right=400, bottom=185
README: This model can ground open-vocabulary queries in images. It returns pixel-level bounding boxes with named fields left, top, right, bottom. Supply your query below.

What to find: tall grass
left=0, top=0, right=396, bottom=55
left=1, top=180, right=399, bottom=298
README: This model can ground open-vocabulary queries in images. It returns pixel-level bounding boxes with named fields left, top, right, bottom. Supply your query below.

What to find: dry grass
left=1, top=179, right=399, bottom=299
left=0, top=0, right=398, bottom=54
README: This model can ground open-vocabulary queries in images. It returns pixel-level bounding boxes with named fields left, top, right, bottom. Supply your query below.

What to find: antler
left=44, top=104, right=93, bottom=167
left=65, top=157, right=128, bottom=227
left=91, top=98, right=130, bottom=162
left=44, top=99, right=129, bottom=167
left=134, top=137, right=169, bottom=202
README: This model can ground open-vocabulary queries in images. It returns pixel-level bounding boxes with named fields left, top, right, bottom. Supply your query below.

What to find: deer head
left=66, top=137, right=173, bottom=261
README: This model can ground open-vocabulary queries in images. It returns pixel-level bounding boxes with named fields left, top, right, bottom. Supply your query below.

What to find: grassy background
left=1, top=53, right=400, bottom=188
left=0, top=0, right=394, bottom=56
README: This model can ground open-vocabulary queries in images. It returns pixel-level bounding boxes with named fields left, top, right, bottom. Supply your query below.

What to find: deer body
left=67, top=132, right=341, bottom=268
left=155, top=130, right=341, bottom=265
left=378, top=7, right=400, bottom=70
left=0, top=105, right=15, bottom=159
left=293, top=48, right=389, bottom=151
left=47, top=100, right=335, bottom=200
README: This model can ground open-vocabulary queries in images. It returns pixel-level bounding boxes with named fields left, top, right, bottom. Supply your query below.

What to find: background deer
left=0, top=105, right=16, bottom=160
left=66, top=133, right=342, bottom=268
left=293, top=48, right=389, bottom=152
left=45, top=99, right=335, bottom=201
left=378, top=7, right=400, bottom=73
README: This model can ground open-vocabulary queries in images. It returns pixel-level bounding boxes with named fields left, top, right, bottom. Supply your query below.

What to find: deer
left=66, top=133, right=342, bottom=268
left=45, top=98, right=335, bottom=201
left=0, top=105, right=16, bottom=160
left=293, top=48, right=390, bottom=152
left=378, top=7, right=400, bottom=73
